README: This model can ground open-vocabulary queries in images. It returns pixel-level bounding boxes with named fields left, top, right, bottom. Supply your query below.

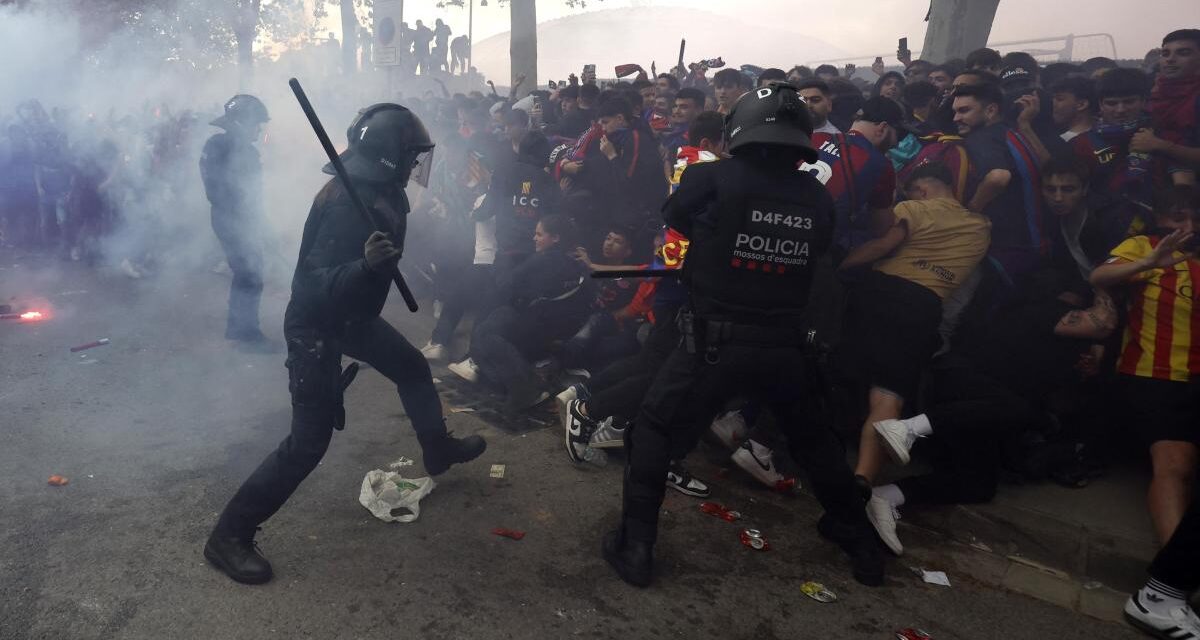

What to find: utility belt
left=285, top=331, right=360, bottom=430
left=678, top=308, right=824, bottom=364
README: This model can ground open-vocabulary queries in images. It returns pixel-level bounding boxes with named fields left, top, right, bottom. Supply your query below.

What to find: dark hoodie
left=475, top=137, right=560, bottom=256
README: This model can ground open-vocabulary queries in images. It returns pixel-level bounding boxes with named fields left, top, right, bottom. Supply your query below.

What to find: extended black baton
left=288, top=77, right=419, bottom=313
left=590, top=269, right=681, bottom=279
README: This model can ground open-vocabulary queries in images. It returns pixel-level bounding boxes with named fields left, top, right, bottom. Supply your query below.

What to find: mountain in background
left=472, top=7, right=849, bottom=84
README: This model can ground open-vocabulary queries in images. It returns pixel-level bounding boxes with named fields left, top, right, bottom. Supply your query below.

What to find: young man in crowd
left=797, top=79, right=840, bottom=135
left=928, top=65, right=955, bottom=97
left=661, top=87, right=707, bottom=157
left=1071, top=68, right=1158, bottom=236
left=713, top=68, right=752, bottom=115
left=1051, top=76, right=1096, bottom=142
left=966, top=47, right=1003, bottom=75
left=801, top=96, right=901, bottom=260
left=836, top=163, right=992, bottom=510
left=903, top=80, right=942, bottom=137
left=1135, top=29, right=1200, bottom=181
left=655, top=73, right=680, bottom=97
left=953, top=82, right=1049, bottom=280
left=1090, top=185, right=1200, bottom=547
left=757, top=68, right=787, bottom=88
left=1041, top=156, right=1129, bottom=284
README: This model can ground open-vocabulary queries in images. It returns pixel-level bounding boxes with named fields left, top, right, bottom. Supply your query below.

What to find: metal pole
left=467, top=0, right=473, bottom=78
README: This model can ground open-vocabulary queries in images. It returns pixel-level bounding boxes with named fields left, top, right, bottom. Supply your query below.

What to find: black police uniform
left=206, top=103, right=484, bottom=585
left=605, top=85, right=885, bottom=588
left=200, top=113, right=267, bottom=342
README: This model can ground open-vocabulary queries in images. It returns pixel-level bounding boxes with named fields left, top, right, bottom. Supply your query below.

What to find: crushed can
left=699, top=501, right=741, bottom=522
left=895, top=629, right=933, bottom=640
left=800, top=581, right=837, bottom=603
left=739, top=528, right=770, bottom=550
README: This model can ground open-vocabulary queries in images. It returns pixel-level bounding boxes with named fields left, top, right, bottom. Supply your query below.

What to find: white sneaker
left=731, top=439, right=785, bottom=489
left=432, top=300, right=443, bottom=319
left=874, top=419, right=916, bottom=466
left=448, top=358, right=480, bottom=383
left=866, top=495, right=904, bottom=556
left=710, top=410, right=747, bottom=449
left=590, top=417, right=627, bottom=449
left=1125, top=593, right=1200, bottom=639
left=421, top=342, right=447, bottom=361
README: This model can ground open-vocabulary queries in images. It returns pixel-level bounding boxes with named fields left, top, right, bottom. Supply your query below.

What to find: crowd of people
left=398, top=30, right=1200, bottom=632
left=4, top=25, right=1200, bottom=635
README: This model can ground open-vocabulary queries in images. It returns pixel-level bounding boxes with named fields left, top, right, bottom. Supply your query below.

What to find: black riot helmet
left=324, top=103, right=436, bottom=186
left=210, top=94, right=270, bottom=131
left=724, top=83, right=818, bottom=163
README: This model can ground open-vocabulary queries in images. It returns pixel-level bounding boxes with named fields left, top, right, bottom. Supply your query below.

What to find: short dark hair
left=518, top=130, right=552, bottom=167
left=952, top=82, right=1005, bottom=109
left=1081, top=56, right=1119, bottom=76
left=907, top=59, right=934, bottom=73
left=903, top=161, right=955, bottom=190
left=1096, top=67, right=1149, bottom=100
left=758, top=68, right=787, bottom=86
left=504, top=108, right=530, bottom=127
left=605, top=224, right=635, bottom=243
left=579, top=83, right=601, bottom=102
left=559, top=84, right=579, bottom=100
left=814, top=64, right=840, bottom=77
left=1163, top=29, right=1200, bottom=48
left=597, top=96, right=633, bottom=120
left=713, top=68, right=751, bottom=89
left=966, top=47, right=1002, bottom=70
left=632, top=78, right=653, bottom=91
left=1041, top=155, right=1091, bottom=184
left=1155, top=184, right=1200, bottom=213
left=956, top=69, right=1000, bottom=86
left=537, top=214, right=576, bottom=245
left=656, top=73, right=681, bottom=91
left=676, top=87, right=707, bottom=109
left=928, top=64, right=954, bottom=78
left=1041, top=62, right=1082, bottom=89
left=796, top=79, right=831, bottom=95
left=687, top=111, right=725, bottom=146
left=902, top=80, right=939, bottom=106
left=1049, top=76, right=1096, bottom=111
left=788, top=65, right=814, bottom=79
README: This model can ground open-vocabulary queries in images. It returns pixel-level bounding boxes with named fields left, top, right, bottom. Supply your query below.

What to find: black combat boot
left=817, top=514, right=885, bottom=586
left=602, top=529, right=653, bottom=587
left=421, top=432, right=487, bottom=476
left=204, top=532, right=273, bottom=585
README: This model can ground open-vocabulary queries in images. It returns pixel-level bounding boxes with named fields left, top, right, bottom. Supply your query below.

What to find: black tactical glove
left=364, top=230, right=401, bottom=273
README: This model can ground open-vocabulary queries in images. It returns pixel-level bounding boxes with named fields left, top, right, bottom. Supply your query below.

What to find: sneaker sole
left=874, top=422, right=912, bottom=466
left=1122, top=610, right=1183, bottom=640
left=563, top=403, right=586, bottom=464
left=555, top=388, right=578, bottom=424
left=203, top=544, right=273, bottom=585
left=448, top=364, right=479, bottom=383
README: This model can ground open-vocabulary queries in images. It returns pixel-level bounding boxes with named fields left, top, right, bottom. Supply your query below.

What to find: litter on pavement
left=921, top=570, right=951, bottom=587
left=490, top=464, right=506, bottom=478
left=358, top=469, right=435, bottom=523
left=47, top=475, right=69, bottom=486
left=800, top=581, right=837, bottom=603
left=491, top=527, right=525, bottom=540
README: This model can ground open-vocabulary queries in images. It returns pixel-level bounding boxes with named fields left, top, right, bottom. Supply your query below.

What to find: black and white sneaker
left=564, top=399, right=597, bottom=463
left=1125, top=593, right=1200, bottom=639
left=666, top=463, right=710, bottom=498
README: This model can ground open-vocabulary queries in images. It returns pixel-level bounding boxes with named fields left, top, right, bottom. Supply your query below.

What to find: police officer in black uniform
left=601, top=85, right=886, bottom=588
left=200, top=94, right=274, bottom=350
left=204, top=104, right=487, bottom=585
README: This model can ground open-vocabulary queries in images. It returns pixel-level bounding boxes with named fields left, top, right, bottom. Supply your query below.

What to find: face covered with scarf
left=1151, top=35, right=1200, bottom=144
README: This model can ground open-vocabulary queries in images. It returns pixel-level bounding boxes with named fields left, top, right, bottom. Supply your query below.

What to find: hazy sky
left=369, top=0, right=1192, bottom=60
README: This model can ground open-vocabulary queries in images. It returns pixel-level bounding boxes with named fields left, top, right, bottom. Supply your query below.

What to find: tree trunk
left=921, top=0, right=1001, bottom=63
left=340, top=0, right=358, bottom=76
left=509, top=0, right=536, bottom=93
left=233, top=0, right=261, bottom=90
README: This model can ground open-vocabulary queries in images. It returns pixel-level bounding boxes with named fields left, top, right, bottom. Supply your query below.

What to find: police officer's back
left=600, top=84, right=886, bottom=589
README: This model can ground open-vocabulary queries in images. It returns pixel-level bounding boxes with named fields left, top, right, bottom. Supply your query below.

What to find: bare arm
left=839, top=221, right=908, bottom=270
left=1054, top=289, right=1118, bottom=340
left=968, top=169, right=1011, bottom=214
left=1089, top=230, right=1196, bottom=289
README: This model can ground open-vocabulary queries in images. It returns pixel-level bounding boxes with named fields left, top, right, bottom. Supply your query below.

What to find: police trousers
left=621, top=337, right=868, bottom=544
left=211, top=209, right=264, bottom=339
left=214, top=317, right=446, bottom=538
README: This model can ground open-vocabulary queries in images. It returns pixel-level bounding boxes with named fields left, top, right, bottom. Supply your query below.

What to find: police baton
left=288, top=77, right=419, bottom=313
left=590, top=269, right=681, bottom=279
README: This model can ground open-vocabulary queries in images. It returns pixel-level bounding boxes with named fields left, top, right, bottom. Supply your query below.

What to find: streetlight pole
left=467, top=0, right=473, bottom=77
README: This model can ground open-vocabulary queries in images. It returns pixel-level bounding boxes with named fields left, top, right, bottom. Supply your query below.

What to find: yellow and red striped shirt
left=1110, top=235, right=1200, bottom=381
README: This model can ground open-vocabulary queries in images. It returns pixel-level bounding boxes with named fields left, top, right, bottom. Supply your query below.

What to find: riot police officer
left=200, top=94, right=274, bottom=350
left=204, top=104, right=487, bottom=585
left=601, top=85, right=886, bottom=587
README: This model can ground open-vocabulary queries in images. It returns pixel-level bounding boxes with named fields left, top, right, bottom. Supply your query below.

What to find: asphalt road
left=0, top=251, right=1139, bottom=640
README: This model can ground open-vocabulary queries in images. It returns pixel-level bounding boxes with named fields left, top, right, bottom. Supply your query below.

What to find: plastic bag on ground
left=359, top=469, right=436, bottom=523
